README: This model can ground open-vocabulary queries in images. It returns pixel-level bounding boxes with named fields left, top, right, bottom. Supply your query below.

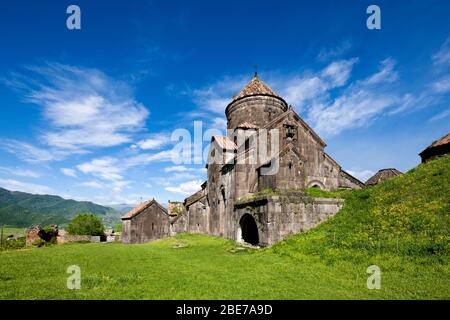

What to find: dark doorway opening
left=240, top=214, right=259, bottom=245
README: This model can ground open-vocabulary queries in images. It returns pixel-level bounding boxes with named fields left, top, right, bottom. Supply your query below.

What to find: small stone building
left=365, top=168, right=403, bottom=186
left=419, top=133, right=450, bottom=163
left=121, top=199, right=170, bottom=244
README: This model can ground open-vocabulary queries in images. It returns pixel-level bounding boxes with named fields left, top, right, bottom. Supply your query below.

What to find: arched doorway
left=239, top=214, right=259, bottom=245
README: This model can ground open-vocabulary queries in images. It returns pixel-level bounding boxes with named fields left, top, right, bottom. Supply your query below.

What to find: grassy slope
left=0, top=156, right=449, bottom=299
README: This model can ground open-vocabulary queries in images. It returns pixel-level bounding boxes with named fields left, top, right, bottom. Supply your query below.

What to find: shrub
left=38, top=225, right=58, bottom=243
left=114, top=223, right=123, bottom=233
left=67, top=214, right=105, bottom=236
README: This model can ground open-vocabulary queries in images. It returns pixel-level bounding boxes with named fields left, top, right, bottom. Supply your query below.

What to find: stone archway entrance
left=239, top=214, right=259, bottom=245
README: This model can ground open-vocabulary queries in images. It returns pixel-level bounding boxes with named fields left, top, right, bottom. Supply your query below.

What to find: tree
left=67, top=214, right=104, bottom=236
left=114, top=223, right=123, bottom=233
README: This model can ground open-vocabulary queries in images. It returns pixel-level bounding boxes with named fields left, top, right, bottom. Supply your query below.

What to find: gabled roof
left=339, top=170, right=365, bottom=188
left=419, top=133, right=450, bottom=155
left=212, top=135, right=237, bottom=150
left=121, top=199, right=168, bottom=220
left=232, top=74, right=280, bottom=101
left=263, top=108, right=327, bottom=147
left=365, top=168, right=402, bottom=186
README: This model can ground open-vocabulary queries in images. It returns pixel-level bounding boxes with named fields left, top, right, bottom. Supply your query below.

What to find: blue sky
left=0, top=0, right=449, bottom=206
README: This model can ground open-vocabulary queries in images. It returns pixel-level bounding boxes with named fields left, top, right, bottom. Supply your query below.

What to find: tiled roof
left=121, top=199, right=167, bottom=220
left=420, top=133, right=450, bottom=154
left=236, top=122, right=259, bottom=129
left=366, top=169, right=403, bottom=186
left=212, top=135, right=237, bottom=150
left=232, top=75, right=280, bottom=101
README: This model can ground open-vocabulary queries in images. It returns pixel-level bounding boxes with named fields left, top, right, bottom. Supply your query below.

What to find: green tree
left=67, top=214, right=105, bottom=236
left=114, top=223, right=123, bottom=233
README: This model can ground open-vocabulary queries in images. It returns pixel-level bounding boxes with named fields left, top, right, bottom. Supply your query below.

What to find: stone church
left=122, top=74, right=364, bottom=245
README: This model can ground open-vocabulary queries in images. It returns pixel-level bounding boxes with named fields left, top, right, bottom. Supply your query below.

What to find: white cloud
left=432, top=37, right=450, bottom=66
left=346, top=169, right=375, bottom=182
left=0, top=167, right=41, bottom=178
left=134, top=133, right=171, bottom=150
left=362, top=58, right=398, bottom=85
left=77, top=157, right=123, bottom=181
left=80, top=180, right=104, bottom=189
left=279, top=58, right=359, bottom=110
left=61, top=168, right=77, bottom=177
left=431, top=75, right=450, bottom=93
left=317, top=40, right=352, bottom=61
left=429, top=108, right=450, bottom=122
left=164, top=165, right=191, bottom=172
left=211, top=117, right=227, bottom=130
left=6, top=63, right=149, bottom=154
left=192, top=76, right=247, bottom=114
left=0, top=178, right=54, bottom=194
left=0, top=139, right=73, bottom=163
left=306, top=58, right=400, bottom=136
left=165, top=179, right=203, bottom=196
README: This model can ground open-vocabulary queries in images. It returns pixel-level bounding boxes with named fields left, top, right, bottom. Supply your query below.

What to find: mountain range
left=0, top=187, right=124, bottom=227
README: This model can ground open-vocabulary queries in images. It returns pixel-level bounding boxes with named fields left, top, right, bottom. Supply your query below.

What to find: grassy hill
left=0, top=155, right=448, bottom=299
left=0, top=187, right=122, bottom=227
left=271, top=154, right=449, bottom=260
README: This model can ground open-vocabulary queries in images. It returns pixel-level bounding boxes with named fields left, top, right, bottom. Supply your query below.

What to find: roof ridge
left=232, top=75, right=280, bottom=101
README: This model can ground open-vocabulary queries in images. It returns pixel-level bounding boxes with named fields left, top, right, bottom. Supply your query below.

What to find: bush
left=67, top=214, right=105, bottom=236
left=38, top=225, right=58, bottom=243
left=114, top=223, right=123, bottom=233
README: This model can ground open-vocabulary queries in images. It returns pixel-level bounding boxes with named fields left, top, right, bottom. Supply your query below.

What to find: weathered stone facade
left=123, top=75, right=364, bottom=245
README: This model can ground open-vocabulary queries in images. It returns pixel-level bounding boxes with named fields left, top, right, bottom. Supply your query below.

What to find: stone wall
left=234, top=194, right=344, bottom=246
left=57, top=235, right=92, bottom=244
left=226, top=95, right=287, bottom=130
left=122, top=202, right=171, bottom=244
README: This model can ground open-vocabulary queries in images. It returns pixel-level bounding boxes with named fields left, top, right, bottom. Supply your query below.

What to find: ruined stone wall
left=122, top=204, right=170, bottom=244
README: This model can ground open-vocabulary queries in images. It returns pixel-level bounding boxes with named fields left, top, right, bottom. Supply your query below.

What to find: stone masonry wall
left=234, top=195, right=344, bottom=246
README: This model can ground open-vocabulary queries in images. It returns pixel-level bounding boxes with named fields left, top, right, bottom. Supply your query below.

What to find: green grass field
left=0, top=234, right=448, bottom=299
left=0, top=156, right=449, bottom=300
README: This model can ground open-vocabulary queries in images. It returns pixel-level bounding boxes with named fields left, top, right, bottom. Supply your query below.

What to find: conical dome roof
left=232, top=74, right=280, bottom=101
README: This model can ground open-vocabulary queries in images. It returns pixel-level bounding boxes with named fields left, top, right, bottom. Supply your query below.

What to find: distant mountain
left=0, top=187, right=122, bottom=227
left=109, top=204, right=135, bottom=214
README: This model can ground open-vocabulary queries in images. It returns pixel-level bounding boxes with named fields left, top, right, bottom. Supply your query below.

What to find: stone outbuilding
left=124, top=74, right=365, bottom=246
left=365, top=168, right=403, bottom=186
left=419, top=133, right=450, bottom=163
left=121, top=199, right=170, bottom=244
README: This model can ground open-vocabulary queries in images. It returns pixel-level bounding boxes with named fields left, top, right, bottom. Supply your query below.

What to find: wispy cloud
left=3, top=63, right=149, bottom=159
left=77, top=157, right=124, bottom=181
left=317, top=40, right=352, bottom=61
left=132, top=132, right=172, bottom=150
left=165, top=179, right=203, bottom=196
left=192, top=75, right=247, bottom=114
left=164, top=165, right=193, bottom=172
left=0, top=139, right=72, bottom=163
left=0, top=178, right=53, bottom=194
left=60, top=168, right=77, bottom=177
left=432, top=37, right=450, bottom=66
left=0, top=167, right=41, bottom=178
left=346, top=169, right=375, bottom=183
